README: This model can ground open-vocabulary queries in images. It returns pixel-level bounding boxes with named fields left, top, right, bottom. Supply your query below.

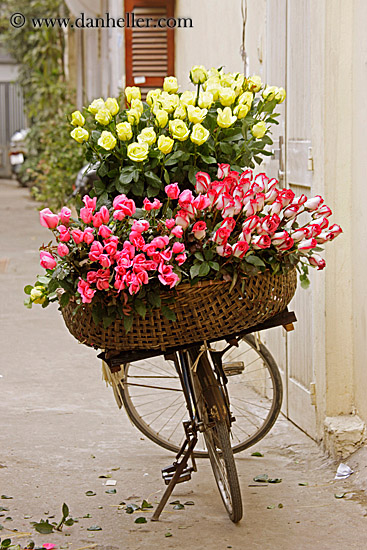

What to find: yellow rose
left=127, top=141, right=149, bottom=162
left=180, top=90, right=196, bottom=107
left=116, top=121, right=133, bottom=141
left=105, top=97, right=119, bottom=115
left=137, top=127, right=157, bottom=145
left=262, top=86, right=277, bottom=101
left=190, top=65, right=207, bottom=85
left=157, top=135, right=174, bottom=154
left=217, top=107, right=237, bottom=128
left=163, top=76, right=179, bottom=93
left=71, top=110, right=85, bottom=127
left=30, top=287, right=45, bottom=304
left=238, top=91, right=253, bottom=108
left=70, top=127, right=89, bottom=143
left=207, top=67, right=220, bottom=79
left=219, top=87, right=236, bottom=106
left=146, top=88, right=161, bottom=107
left=125, top=86, right=141, bottom=103
left=98, top=130, right=117, bottom=150
left=252, top=121, right=267, bottom=138
left=127, top=108, right=141, bottom=125
left=190, top=123, right=210, bottom=146
left=198, top=91, right=214, bottom=109
left=275, top=87, right=286, bottom=103
left=169, top=119, right=190, bottom=141
left=247, top=75, right=262, bottom=92
left=220, top=73, right=234, bottom=88
left=231, top=73, right=245, bottom=94
left=95, top=108, right=112, bottom=125
left=160, top=93, right=179, bottom=113
left=204, top=80, right=220, bottom=100
left=131, top=98, right=144, bottom=115
left=173, top=104, right=187, bottom=120
left=187, top=105, right=207, bottom=124
left=155, top=109, right=169, bottom=128
left=88, top=98, right=105, bottom=114
left=233, top=103, right=250, bottom=119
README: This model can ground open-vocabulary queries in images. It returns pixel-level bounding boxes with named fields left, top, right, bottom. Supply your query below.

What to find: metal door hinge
left=307, top=147, right=314, bottom=171
left=310, top=382, right=316, bottom=406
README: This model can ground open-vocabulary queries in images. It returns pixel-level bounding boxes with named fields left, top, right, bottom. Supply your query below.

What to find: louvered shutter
left=125, top=0, right=175, bottom=98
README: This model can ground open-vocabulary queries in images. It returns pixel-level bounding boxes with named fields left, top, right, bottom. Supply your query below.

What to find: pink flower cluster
left=39, top=195, right=185, bottom=304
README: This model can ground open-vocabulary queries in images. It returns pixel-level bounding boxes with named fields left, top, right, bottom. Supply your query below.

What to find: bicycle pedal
left=162, top=465, right=193, bottom=485
left=223, top=361, right=245, bottom=376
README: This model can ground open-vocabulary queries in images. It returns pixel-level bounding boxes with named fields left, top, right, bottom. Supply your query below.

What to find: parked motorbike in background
left=9, top=128, right=29, bottom=184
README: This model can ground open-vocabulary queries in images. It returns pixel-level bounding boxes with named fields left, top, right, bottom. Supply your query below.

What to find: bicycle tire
left=117, top=334, right=282, bottom=457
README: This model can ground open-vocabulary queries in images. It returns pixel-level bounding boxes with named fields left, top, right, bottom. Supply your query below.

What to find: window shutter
left=125, top=0, right=175, bottom=98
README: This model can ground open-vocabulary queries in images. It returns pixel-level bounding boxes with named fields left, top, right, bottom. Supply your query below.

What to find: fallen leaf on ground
left=334, top=493, right=347, bottom=499
left=134, top=517, right=147, bottom=524
left=86, top=525, right=102, bottom=531
left=251, top=452, right=264, bottom=457
left=85, top=491, right=96, bottom=497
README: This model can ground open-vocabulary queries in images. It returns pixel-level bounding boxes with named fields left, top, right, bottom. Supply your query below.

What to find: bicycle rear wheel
left=116, top=334, right=282, bottom=456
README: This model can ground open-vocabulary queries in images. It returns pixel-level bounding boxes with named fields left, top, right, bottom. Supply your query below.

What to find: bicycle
left=100, top=308, right=296, bottom=523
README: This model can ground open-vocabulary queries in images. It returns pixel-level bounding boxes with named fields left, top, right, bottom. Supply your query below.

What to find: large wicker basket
left=60, top=269, right=297, bottom=352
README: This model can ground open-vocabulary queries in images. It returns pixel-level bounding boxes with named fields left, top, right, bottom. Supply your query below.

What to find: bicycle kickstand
left=151, top=421, right=198, bottom=521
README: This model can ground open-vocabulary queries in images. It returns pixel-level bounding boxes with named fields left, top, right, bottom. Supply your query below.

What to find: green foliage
left=0, top=0, right=84, bottom=208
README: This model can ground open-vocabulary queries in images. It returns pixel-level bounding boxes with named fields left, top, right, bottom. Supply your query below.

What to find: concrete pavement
left=1, top=178, right=366, bottom=550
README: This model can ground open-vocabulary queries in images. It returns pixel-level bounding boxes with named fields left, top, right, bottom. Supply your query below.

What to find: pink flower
left=276, top=236, right=294, bottom=251
left=298, top=238, right=318, bottom=250
left=291, top=228, right=308, bottom=242
left=87, top=270, right=98, bottom=283
left=271, top=230, right=290, bottom=246
left=313, top=205, right=332, bottom=219
left=59, top=206, right=71, bottom=226
left=179, top=189, right=195, bottom=209
left=104, top=236, right=119, bottom=255
left=233, top=241, right=249, bottom=258
left=43, top=545, right=56, bottom=550
left=175, top=253, right=187, bottom=265
left=113, top=194, right=136, bottom=217
left=309, top=254, right=326, bottom=270
left=77, top=278, right=95, bottom=303
left=252, top=235, right=271, bottom=249
left=80, top=206, right=94, bottom=224
left=283, top=204, right=300, bottom=219
left=242, top=215, right=260, bottom=233
left=83, top=195, right=97, bottom=211
left=213, top=227, right=231, bottom=245
left=243, top=199, right=258, bottom=217
left=160, top=248, right=172, bottom=261
left=57, top=243, right=69, bottom=257
left=57, top=225, right=71, bottom=242
left=98, top=225, right=112, bottom=239
left=152, top=198, right=162, bottom=210
left=193, top=194, right=211, bottom=210
left=172, top=242, right=185, bottom=254
left=260, top=214, right=280, bottom=234
left=158, top=263, right=179, bottom=288
left=304, top=195, right=323, bottom=211
left=71, top=229, right=84, bottom=244
left=165, top=182, right=180, bottom=199
left=123, top=241, right=135, bottom=259
left=291, top=194, right=308, bottom=206
left=99, top=254, right=112, bottom=268
left=171, top=225, right=183, bottom=238
left=195, top=171, right=211, bottom=193
left=305, top=223, right=322, bottom=237
left=83, top=227, right=95, bottom=244
left=326, top=224, right=343, bottom=240
left=132, top=220, right=150, bottom=233
left=270, top=199, right=283, bottom=215
left=143, top=198, right=154, bottom=211
left=89, top=241, right=104, bottom=261
left=220, top=217, right=236, bottom=232
left=216, top=243, right=233, bottom=257
left=40, top=251, right=57, bottom=270
left=192, top=221, right=207, bottom=240
left=318, top=217, right=329, bottom=230
left=175, top=210, right=191, bottom=228
left=40, top=208, right=59, bottom=229
left=277, top=189, right=295, bottom=207
left=165, top=218, right=176, bottom=230
left=217, top=163, right=230, bottom=179
left=265, top=187, right=279, bottom=204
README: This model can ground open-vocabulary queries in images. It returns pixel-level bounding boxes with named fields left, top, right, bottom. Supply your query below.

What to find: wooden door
left=262, top=0, right=317, bottom=438
left=124, top=0, right=175, bottom=98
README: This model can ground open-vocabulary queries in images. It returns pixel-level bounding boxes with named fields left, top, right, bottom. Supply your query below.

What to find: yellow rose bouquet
left=69, top=65, right=285, bottom=208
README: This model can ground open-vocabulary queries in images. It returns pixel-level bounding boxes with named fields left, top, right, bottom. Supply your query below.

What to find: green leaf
left=125, top=504, right=140, bottom=514
left=334, top=493, right=346, bottom=499
left=161, top=305, right=176, bottom=322
left=59, top=293, right=70, bottom=308
left=200, top=154, right=217, bottom=164
left=298, top=482, right=308, bottom=486
left=147, top=292, right=161, bottom=308
left=251, top=452, right=264, bottom=457
left=62, top=503, right=69, bottom=519
left=268, top=478, right=282, bottom=484
left=119, top=166, right=135, bottom=184
left=173, top=504, right=185, bottom=510
left=219, top=142, right=233, bottom=155
left=163, top=168, right=170, bottom=184
left=105, top=489, right=116, bottom=494
left=188, top=165, right=197, bottom=185
left=245, top=255, right=266, bottom=268
left=190, top=263, right=201, bottom=279
left=102, top=316, right=114, bottom=329
left=0, top=496, right=12, bottom=500
left=144, top=170, right=162, bottom=187
left=208, top=261, right=220, bottom=271
left=96, top=191, right=109, bottom=208
left=165, top=532, right=173, bottom=537
left=134, top=517, right=147, bottom=524
left=115, top=180, right=132, bottom=194
left=64, top=518, right=75, bottom=526
left=253, top=474, right=269, bottom=483
left=194, top=252, right=204, bottom=261
left=164, top=150, right=189, bottom=166
left=198, top=262, right=210, bottom=277
left=34, top=520, right=54, bottom=534
left=183, top=501, right=195, bottom=505
left=131, top=179, right=144, bottom=196
left=93, top=179, right=106, bottom=195
left=124, top=315, right=134, bottom=334
left=87, top=525, right=102, bottom=531
left=24, top=285, right=33, bottom=295
left=85, top=491, right=96, bottom=497
left=300, top=277, right=310, bottom=290
left=0, top=507, right=9, bottom=512
left=141, top=500, right=153, bottom=509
